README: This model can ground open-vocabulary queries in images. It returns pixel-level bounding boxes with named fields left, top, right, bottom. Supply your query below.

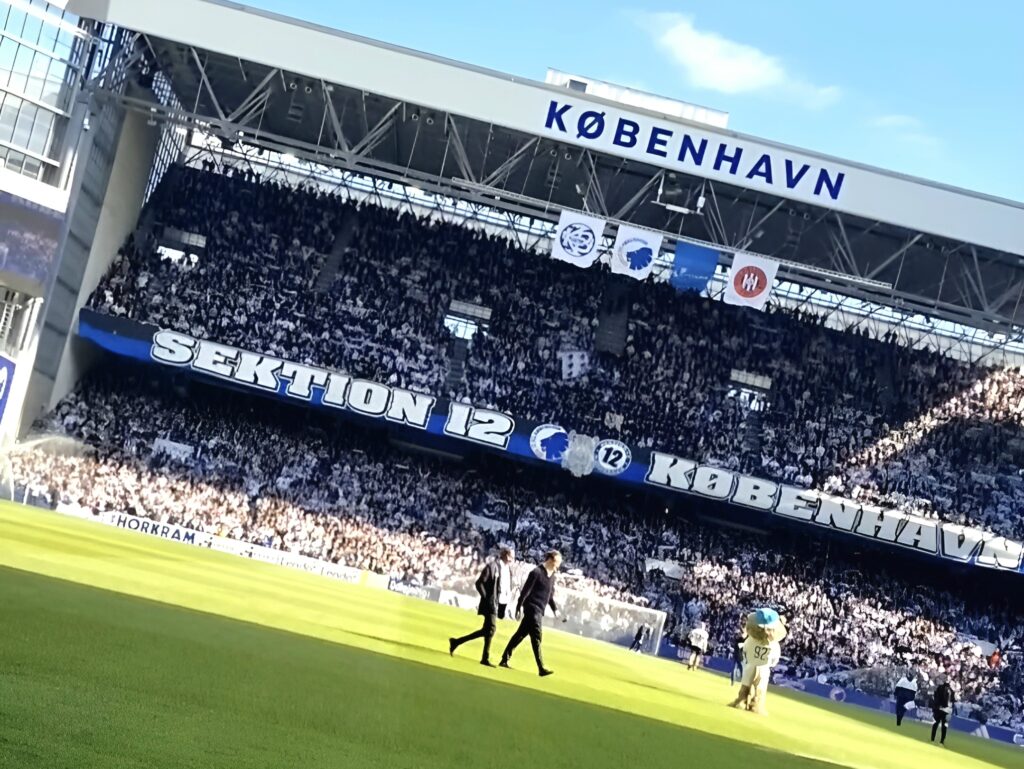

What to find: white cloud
left=644, top=13, right=841, bottom=110
left=870, top=114, right=942, bottom=147
left=871, top=114, right=921, bottom=129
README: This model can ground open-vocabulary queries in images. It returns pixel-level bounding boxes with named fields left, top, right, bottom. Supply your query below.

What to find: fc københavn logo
left=530, top=424, right=570, bottom=462
left=559, top=223, right=597, bottom=259
left=615, top=237, right=654, bottom=273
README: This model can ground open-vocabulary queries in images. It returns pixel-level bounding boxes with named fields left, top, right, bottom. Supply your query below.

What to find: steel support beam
left=226, top=68, right=278, bottom=124
left=319, top=80, right=350, bottom=152
left=865, top=233, right=922, bottom=281
left=613, top=170, right=663, bottom=221
left=351, top=101, right=400, bottom=157
left=481, top=137, right=537, bottom=187
left=445, top=114, right=477, bottom=184
left=190, top=47, right=227, bottom=122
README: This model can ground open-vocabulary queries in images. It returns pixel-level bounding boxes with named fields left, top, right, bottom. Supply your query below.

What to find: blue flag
left=670, top=242, right=719, bottom=293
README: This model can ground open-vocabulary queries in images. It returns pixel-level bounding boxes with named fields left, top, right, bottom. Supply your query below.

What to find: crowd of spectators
left=86, top=165, right=1024, bottom=542
left=9, top=373, right=1024, bottom=730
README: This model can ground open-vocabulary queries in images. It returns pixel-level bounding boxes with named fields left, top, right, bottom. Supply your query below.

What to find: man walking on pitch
left=930, top=677, right=956, bottom=746
left=894, top=671, right=918, bottom=726
left=500, top=550, right=563, bottom=677
left=450, top=546, right=514, bottom=667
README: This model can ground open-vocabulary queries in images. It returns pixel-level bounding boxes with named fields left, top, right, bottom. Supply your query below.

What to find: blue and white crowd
left=9, top=162, right=1017, bottom=728
left=90, top=165, right=1024, bottom=541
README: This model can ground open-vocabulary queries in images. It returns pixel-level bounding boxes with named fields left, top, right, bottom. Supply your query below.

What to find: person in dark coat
left=500, top=550, right=564, bottom=677
left=449, top=546, right=514, bottom=666
left=930, top=677, right=957, bottom=745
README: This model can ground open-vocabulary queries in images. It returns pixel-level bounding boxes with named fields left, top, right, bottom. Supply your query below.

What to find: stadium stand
left=11, top=369, right=1024, bottom=731
left=88, top=166, right=1024, bottom=541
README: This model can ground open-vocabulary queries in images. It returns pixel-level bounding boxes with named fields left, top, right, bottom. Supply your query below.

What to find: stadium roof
left=68, top=0, right=1024, bottom=334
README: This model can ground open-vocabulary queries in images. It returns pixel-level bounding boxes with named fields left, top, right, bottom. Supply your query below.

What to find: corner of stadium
left=0, top=2, right=1022, bottom=768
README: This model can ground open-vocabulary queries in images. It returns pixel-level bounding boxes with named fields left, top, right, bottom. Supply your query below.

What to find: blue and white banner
left=77, top=309, right=1024, bottom=577
left=551, top=210, right=606, bottom=268
left=0, top=353, right=15, bottom=427
left=609, top=225, right=662, bottom=280
left=670, top=242, right=719, bottom=293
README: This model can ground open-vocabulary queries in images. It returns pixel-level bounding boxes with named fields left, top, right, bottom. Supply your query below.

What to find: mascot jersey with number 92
left=741, top=636, right=781, bottom=678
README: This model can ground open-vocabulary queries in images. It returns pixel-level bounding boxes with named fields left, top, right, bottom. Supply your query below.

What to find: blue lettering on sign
left=646, top=127, right=672, bottom=158
left=613, top=119, right=640, bottom=148
left=746, top=154, right=774, bottom=184
left=542, top=100, right=847, bottom=201
left=545, top=101, right=571, bottom=132
left=714, top=144, right=743, bottom=175
left=785, top=160, right=811, bottom=190
left=679, top=135, right=708, bottom=166
left=815, top=169, right=846, bottom=201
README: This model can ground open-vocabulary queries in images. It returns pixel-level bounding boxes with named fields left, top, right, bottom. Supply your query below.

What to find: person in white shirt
left=687, top=623, right=709, bottom=670
left=894, top=672, right=919, bottom=727
left=449, top=546, right=514, bottom=667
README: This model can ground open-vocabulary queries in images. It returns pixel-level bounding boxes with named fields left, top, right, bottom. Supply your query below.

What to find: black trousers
left=501, top=612, right=545, bottom=671
left=931, top=708, right=950, bottom=743
left=894, top=689, right=915, bottom=725
left=453, top=604, right=505, bottom=662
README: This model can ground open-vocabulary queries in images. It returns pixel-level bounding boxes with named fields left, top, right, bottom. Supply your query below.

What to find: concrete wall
left=21, top=106, right=159, bottom=431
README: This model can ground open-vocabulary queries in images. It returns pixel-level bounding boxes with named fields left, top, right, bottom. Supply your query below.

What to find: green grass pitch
left=1, top=502, right=1019, bottom=769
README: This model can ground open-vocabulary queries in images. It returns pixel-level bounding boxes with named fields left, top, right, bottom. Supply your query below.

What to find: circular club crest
left=594, top=439, right=632, bottom=475
left=615, top=238, right=654, bottom=273
left=559, top=223, right=597, bottom=258
left=732, top=265, right=768, bottom=299
left=529, top=424, right=569, bottom=463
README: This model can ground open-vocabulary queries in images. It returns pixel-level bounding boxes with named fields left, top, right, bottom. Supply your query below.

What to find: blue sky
left=243, top=0, right=1024, bottom=202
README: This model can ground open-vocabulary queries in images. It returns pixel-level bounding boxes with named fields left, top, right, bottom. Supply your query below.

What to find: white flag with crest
left=551, top=210, right=606, bottom=268
left=610, top=225, right=662, bottom=280
left=723, top=252, right=779, bottom=310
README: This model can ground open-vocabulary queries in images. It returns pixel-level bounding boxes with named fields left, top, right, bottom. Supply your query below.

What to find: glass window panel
left=0, top=38, right=17, bottom=88
left=4, top=149, right=25, bottom=174
left=12, top=103, right=36, bottom=146
left=22, top=155, right=41, bottom=179
left=41, top=60, right=66, bottom=109
left=20, top=13, right=42, bottom=46
left=27, top=108, right=52, bottom=155
left=0, top=95, right=18, bottom=143
left=54, top=29, right=73, bottom=61
left=38, top=19, right=60, bottom=55
left=5, top=9, right=27, bottom=39
left=24, top=51, right=49, bottom=100
left=8, top=45, right=32, bottom=93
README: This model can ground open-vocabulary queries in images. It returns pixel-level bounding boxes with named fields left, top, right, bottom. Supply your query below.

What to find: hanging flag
left=557, top=350, right=590, bottom=381
left=551, top=210, right=607, bottom=268
left=723, top=252, right=779, bottom=310
left=670, top=242, right=720, bottom=293
left=609, top=225, right=663, bottom=280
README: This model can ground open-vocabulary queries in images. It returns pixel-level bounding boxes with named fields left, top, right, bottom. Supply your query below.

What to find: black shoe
left=449, top=639, right=457, bottom=656
left=539, top=668, right=554, bottom=677
left=481, top=660, right=496, bottom=668
left=499, top=660, right=511, bottom=669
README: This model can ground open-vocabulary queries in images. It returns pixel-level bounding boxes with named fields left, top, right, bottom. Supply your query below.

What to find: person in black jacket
left=449, top=546, right=514, bottom=666
left=500, top=550, right=563, bottom=677
left=930, top=678, right=956, bottom=745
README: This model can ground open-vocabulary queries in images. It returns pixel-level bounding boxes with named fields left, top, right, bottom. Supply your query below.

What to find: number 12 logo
left=594, top=439, right=632, bottom=476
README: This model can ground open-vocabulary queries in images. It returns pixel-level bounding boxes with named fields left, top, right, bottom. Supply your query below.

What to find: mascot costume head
left=731, top=608, right=788, bottom=715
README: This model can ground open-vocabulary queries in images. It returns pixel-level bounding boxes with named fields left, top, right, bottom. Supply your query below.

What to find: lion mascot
left=730, top=608, right=788, bottom=715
